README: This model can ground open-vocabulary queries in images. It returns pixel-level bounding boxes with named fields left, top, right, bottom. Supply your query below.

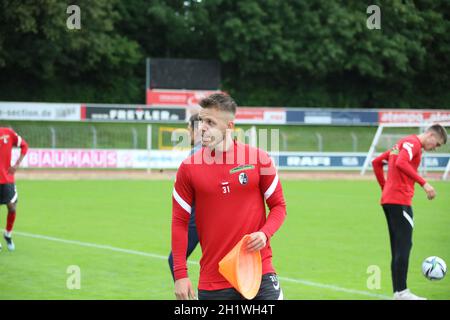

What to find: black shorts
left=198, top=273, right=283, bottom=300
left=0, top=183, right=18, bottom=205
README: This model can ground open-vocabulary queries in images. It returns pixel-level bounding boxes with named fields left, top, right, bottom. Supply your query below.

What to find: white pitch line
left=13, top=231, right=198, bottom=266
left=14, top=231, right=391, bottom=300
left=277, top=277, right=390, bottom=300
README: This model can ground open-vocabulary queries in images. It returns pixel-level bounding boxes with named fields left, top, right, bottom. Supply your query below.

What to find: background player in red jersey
left=372, top=124, right=447, bottom=300
left=168, top=113, right=202, bottom=280
left=171, top=93, right=287, bottom=300
left=0, top=127, right=29, bottom=252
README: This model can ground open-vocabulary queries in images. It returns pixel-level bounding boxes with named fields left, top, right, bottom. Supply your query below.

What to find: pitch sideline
left=13, top=230, right=391, bottom=300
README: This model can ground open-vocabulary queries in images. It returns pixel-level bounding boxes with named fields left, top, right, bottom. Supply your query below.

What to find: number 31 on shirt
left=222, top=182, right=230, bottom=194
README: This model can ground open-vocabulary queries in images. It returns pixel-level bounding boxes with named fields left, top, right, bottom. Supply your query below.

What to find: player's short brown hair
left=427, top=124, right=448, bottom=144
left=199, top=93, right=237, bottom=116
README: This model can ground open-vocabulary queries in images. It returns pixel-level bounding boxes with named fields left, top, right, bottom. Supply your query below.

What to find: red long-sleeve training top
left=171, top=141, right=287, bottom=290
left=0, top=127, right=28, bottom=184
left=372, top=134, right=426, bottom=206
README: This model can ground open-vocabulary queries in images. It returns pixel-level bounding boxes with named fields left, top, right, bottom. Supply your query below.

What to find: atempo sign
left=379, top=110, right=450, bottom=124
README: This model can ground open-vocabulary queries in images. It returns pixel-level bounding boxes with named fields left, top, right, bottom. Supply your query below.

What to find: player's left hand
left=8, top=165, right=17, bottom=175
left=246, top=232, right=267, bottom=252
left=423, top=182, right=436, bottom=200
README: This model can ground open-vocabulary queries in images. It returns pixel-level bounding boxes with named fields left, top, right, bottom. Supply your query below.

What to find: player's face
left=199, top=108, right=233, bottom=149
left=423, top=132, right=444, bottom=151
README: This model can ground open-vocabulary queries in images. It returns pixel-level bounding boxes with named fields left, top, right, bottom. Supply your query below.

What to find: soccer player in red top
left=171, top=93, right=287, bottom=300
left=372, top=124, right=447, bottom=300
left=168, top=113, right=201, bottom=280
left=0, top=127, right=29, bottom=252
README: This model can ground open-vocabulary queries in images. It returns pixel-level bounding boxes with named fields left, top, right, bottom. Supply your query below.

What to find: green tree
left=0, top=0, right=142, bottom=102
left=0, top=0, right=448, bottom=107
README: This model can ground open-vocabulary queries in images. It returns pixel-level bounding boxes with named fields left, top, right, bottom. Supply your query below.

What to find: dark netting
left=149, top=58, right=221, bottom=90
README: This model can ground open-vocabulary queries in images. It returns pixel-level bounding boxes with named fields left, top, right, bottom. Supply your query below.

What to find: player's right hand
left=423, top=182, right=436, bottom=200
left=174, top=278, right=196, bottom=300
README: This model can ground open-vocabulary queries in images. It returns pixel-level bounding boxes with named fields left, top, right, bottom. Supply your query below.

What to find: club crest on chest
left=238, top=172, right=248, bottom=185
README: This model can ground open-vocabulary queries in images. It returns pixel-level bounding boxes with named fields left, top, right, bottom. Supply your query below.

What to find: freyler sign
left=82, top=105, right=186, bottom=122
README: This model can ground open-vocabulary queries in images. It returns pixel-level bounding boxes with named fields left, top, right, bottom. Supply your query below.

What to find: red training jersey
left=0, top=127, right=29, bottom=184
left=372, top=135, right=425, bottom=206
left=171, top=141, right=287, bottom=291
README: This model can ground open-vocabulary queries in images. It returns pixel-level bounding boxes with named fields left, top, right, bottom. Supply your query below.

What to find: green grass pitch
left=0, top=179, right=448, bottom=300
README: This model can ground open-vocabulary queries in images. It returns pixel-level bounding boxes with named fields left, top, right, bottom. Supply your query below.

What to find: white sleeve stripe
left=173, top=188, right=192, bottom=215
left=402, top=142, right=413, bottom=161
left=264, top=173, right=279, bottom=200
left=17, top=136, right=22, bottom=147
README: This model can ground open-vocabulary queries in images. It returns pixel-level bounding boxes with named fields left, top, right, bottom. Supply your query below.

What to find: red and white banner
left=379, top=110, right=450, bottom=124
left=146, top=89, right=223, bottom=107
left=235, top=107, right=286, bottom=124
left=11, top=148, right=450, bottom=170
left=21, top=149, right=119, bottom=168
left=12, top=149, right=189, bottom=169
